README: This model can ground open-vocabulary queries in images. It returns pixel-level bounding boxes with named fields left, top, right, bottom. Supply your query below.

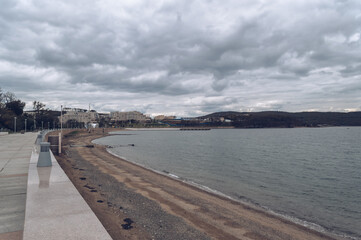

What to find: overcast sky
left=1, top=0, right=361, bottom=117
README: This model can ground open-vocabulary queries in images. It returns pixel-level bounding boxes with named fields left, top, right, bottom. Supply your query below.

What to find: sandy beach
left=51, top=129, right=340, bottom=240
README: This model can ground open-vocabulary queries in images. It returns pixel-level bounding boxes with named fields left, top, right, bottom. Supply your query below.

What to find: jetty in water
left=179, top=128, right=211, bottom=131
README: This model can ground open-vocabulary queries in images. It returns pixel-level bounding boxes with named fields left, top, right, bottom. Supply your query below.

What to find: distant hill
left=199, top=111, right=361, bottom=128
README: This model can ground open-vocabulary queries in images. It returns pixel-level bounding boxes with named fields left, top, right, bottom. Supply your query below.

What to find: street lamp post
left=59, top=105, right=63, bottom=154
left=14, top=117, right=17, bottom=133
left=41, top=121, right=43, bottom=130
left=25, top=119, right=27, bottom=133
left=61, top=105, right=63, bottom=132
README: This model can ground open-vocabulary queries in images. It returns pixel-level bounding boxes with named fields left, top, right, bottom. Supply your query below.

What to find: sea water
left=93, top=127, right=361, bottom=239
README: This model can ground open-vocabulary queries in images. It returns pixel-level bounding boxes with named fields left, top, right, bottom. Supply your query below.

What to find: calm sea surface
left=94, top=127, right=361, bottom=239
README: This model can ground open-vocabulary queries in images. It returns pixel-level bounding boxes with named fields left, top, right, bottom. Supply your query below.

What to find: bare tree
left=0, top=88, right=16, bottom=105
left=33, top=101, right=46, bottom=114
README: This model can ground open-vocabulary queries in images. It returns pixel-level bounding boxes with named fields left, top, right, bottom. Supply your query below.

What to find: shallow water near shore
left=94, top=127, right=361, bottom=239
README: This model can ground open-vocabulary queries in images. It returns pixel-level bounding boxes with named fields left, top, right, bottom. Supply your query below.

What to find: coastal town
left=2, top=89, right=361, bottom=133
left=0, top=88, right=232, bottom=131
left=24, top=106, right=196, bottom=129
left=3, top=103, right=361, bottom=133
left=20, top=106, right=361, bottom=130
left=53, top=107, right=234, bottom=128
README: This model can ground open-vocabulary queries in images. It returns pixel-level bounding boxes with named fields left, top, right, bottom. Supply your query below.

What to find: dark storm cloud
left=1, top=0, right=361, bottom=115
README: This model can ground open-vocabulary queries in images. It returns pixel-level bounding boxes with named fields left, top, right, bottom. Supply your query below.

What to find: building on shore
left=110, top=111, right=148, bottom=122
left=154, top=115, right=177, bottom=121
left=98, top=113, right=110, bottom=119
left=60, top=108, right=99, bottom=127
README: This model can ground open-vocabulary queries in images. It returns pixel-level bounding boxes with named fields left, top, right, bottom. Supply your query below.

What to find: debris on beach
left=121, top=218, right=134, bottom=230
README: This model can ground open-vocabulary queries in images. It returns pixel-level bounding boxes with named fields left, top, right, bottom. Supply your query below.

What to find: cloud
left=1, top=0, right=361, bottom=116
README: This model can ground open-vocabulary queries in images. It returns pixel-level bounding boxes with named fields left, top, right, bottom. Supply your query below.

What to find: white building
left=154, top=115, right=176, bottom=121
left=110, top=111, right=147, bottom=122
left=60, top=108, right=99, bottom=126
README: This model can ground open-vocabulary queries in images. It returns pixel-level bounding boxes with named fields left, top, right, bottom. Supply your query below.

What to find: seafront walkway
left=0, top=133, right=111, bottom=240
left=0, top=133, right=37, bottom=240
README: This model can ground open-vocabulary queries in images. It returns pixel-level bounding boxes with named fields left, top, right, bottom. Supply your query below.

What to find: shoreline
left=104, top=145, right=340, bottom=239
left=53, top=129, right=342, bottom=240
left=102, top=129, right=356, bottom=240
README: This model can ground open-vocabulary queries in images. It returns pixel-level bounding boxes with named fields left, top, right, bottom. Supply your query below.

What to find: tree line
left=0, top=88, right=60, bottom=132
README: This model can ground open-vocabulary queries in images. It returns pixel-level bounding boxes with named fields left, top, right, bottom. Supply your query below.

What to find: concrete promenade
left=0, top=133, right=37, bottom=240
left=0, top=133, right=111, bottom=240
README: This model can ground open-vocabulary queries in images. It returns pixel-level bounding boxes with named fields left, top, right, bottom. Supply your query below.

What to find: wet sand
left=52, top=129, right=340, bottom=240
